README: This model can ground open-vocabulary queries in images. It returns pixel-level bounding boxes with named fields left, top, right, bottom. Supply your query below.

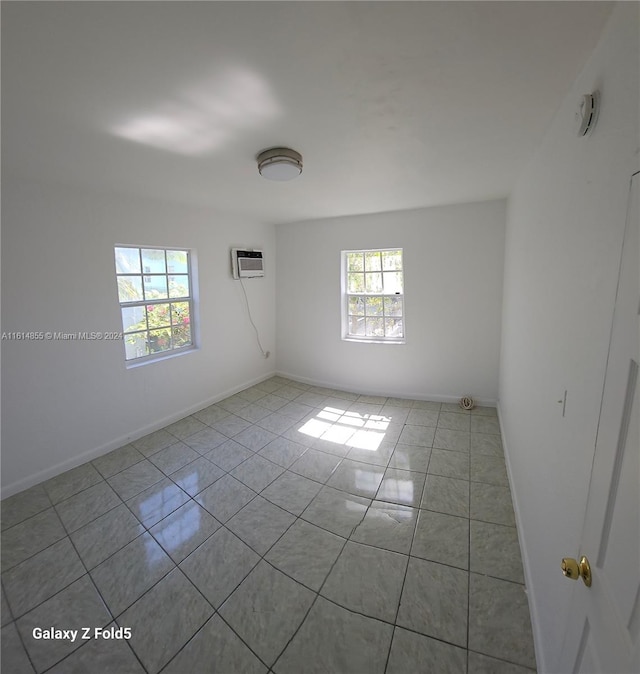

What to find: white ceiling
left=2, top=1, right=612, bottom=225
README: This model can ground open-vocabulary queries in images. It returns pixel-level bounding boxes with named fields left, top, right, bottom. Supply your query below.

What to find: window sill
left=342, top=337, right=405, bottom=345
left=125, top=346, right=197, bottom=369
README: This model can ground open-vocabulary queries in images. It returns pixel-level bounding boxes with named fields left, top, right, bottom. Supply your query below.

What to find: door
left=558, top=171, right=639, bottom=673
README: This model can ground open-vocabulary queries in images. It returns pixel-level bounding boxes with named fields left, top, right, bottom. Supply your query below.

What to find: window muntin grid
left=344, top=249, right=404, bottom=342
left=115, top=246, right=194, bottom=362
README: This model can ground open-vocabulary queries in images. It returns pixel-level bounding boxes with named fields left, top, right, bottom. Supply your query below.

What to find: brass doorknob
left=561, top=555, right=592, bottom=587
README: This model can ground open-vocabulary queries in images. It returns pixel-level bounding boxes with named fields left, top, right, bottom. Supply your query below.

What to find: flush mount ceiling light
left=257, top=147, right=302, bottom=181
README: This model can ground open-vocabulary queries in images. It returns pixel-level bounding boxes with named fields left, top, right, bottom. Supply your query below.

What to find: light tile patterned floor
left=1, top=377, right=537, bottom=673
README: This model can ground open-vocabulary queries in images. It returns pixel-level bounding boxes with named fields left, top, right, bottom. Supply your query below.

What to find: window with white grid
left=342, top=249, right=405, bottom=343
left=114, top=246, right=195, bottom=363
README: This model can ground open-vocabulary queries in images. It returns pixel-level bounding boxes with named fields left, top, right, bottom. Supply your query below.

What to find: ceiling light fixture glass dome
left=257, top=147, right=303, bottom=181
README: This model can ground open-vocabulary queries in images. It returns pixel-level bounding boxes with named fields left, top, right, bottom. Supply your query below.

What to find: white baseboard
left=1, top=371, right=275, bottom=499
left=276, top=369, right=498, bottom=407
left=3, top=370, right=495, bottom=499
left=497, top=401, right=545, bottom=674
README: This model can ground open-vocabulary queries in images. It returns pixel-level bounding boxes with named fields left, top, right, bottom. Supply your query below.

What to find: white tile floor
left=1, top=376, right=537, bottom=673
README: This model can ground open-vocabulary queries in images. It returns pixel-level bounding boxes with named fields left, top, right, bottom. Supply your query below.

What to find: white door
left=558, top=171, right=639, bottom=674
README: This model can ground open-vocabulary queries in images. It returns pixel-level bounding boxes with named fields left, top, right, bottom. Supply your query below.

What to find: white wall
left=499, top=4, right=639, bottom=671
left=276, top=200, right=506, bottom=402
left=1, top=178, right=276, bottom=495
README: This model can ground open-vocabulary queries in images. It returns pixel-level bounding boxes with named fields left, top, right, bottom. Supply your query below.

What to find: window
left=342, top=248, right=404, bottom=342
left=114, top=246, right=194, bottom=362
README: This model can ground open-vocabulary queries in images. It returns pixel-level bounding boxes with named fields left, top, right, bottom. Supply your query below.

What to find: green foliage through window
left=115, top=246, right=194, bottom=361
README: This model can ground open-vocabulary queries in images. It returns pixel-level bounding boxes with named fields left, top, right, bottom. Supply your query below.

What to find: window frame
left=114, top=245, right=196, bottom=365
left=341, top=248, right=405, bottom=344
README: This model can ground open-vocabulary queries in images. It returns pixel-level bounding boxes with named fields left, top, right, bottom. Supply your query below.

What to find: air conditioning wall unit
left=231, top=248, right=265, bottom=279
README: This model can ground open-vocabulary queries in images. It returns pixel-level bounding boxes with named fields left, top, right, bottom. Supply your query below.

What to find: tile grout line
left=381, top=437, right=432, bottom=674
left=3, top=589, right=39, bottom=674
left=3, top=379, right=518, bottom=672
left=48, top=513, right=149, bottom=674
left=2, top=385, right=308, bottom=670
left=267, top=524, right=352, bottom=671
left=1, top=427, right=511, bottom=579
left=164, top=403, right=343, bottom=671
left=201, top=400, right=374, bottom=671
left=170, top=415, right=364, bottom=670
left=1, top=454, right=515, bottom=582
left=157, top=564, right=272, bottom=674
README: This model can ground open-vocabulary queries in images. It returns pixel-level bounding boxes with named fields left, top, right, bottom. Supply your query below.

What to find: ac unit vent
left=231, top=248, right=264, bottom=279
